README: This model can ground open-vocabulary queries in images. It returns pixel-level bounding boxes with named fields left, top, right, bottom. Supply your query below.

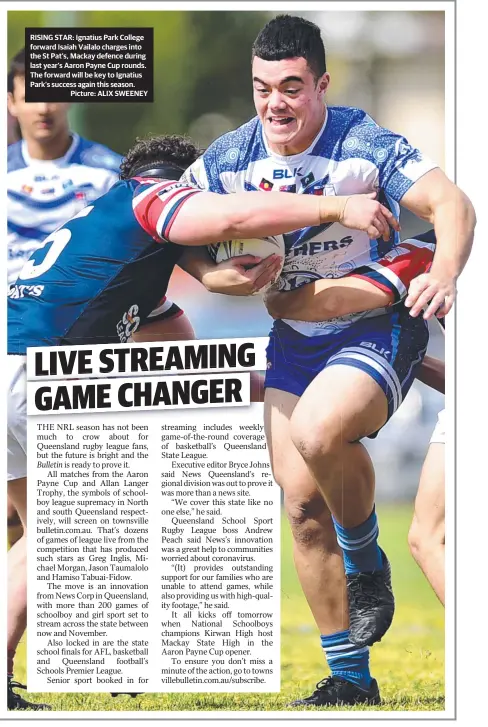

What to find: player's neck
left=267, top=105, right=327, bottom=157
left=24, top=132, right=72, bottom=161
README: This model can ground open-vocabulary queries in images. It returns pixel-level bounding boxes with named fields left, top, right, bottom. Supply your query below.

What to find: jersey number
left=20, top=206, right=94, bottom=280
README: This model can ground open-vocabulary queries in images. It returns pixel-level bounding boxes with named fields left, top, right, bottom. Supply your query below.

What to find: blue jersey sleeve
left=344, top=116, right=438, bottom=202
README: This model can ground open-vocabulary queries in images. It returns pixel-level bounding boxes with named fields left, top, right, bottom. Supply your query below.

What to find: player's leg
left=7, top=357, right=51, bottom=710
left=131, top=306, right=195, bottom=342
left=289, top=308, right=428, bottom=647
left=264, top=386, right=379, bottom=706
left=7, top=494, right=23, bottom=548
left=408, top=411, right=445, bottom=605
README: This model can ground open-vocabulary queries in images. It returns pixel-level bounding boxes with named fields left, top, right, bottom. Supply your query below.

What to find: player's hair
left=8, top=48, right=26, bottom=94
left=119, top=135, right=201, bottom=180
left=252, top=14, right=326, bottom=80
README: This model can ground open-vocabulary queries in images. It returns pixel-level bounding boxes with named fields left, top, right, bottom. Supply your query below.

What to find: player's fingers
left=379, top=204, right=401, bottom=232
left=408, top=286, right=439, bottom=317
left=374, top=214, right=390, bottom=242
left=405, top=278, right=430, bottom=307
left=229, top=254, right=262, bottom=266
left=247, top=255, right=280, bottom=281
left=367, top=223, right=382, bottom=239
left=437, top=294, right=455, bottom=318
left=366, top=191, right=377, bottom=199
left=253, top=260, right=282, bottom=291
left=422, top=291, right=447, bottom=320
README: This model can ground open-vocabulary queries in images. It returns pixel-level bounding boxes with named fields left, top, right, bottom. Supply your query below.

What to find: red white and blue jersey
left=8, top=177, right=197, bottom=354
left=184, top=106, right=438, bottom=336
left=7, top=134, right=122, bottom=283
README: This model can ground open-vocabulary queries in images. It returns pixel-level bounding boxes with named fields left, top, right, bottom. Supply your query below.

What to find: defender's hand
left=201, top=254, right=282, bottom=296
left=339, top=192, right=400, bottom=241
left=405, top=271, right=456, bottom=319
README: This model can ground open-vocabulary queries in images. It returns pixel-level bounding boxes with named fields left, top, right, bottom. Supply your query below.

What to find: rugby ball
left=207, top=237, right=285, bottom=294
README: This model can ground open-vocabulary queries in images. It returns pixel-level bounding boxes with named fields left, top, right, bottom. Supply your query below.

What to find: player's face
left=7, top=76, right=70, bottom=145
left=252, top=56, right=329, bottom=155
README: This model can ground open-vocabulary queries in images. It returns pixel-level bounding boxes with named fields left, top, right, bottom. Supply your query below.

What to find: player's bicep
left=400, top=168, right=457, bottom=221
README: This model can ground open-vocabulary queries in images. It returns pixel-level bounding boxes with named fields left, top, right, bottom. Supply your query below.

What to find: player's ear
left=316, top=72, right=330, bottom=99
left=7, top=92, right=18, bottom=118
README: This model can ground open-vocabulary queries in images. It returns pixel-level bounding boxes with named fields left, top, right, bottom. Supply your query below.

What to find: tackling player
left=6, top=133, right=396, bottom=710
left=183, top=15, right=475, bottom=706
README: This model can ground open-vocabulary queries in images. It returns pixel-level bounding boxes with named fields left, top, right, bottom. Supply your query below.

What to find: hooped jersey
left=8, top=177, right=198, bottom=354
left=184, top=106, right=438, bottom=336
left=7, top=134, right=122, bottom=283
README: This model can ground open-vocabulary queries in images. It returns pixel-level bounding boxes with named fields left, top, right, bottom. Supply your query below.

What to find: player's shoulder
left=71, top=134, right=122, bottom=172
left=323, top=105, right=404, bottom=161
left=203, top=116, right=265, bottom=170
left=7, top=141, right=27, bottom=173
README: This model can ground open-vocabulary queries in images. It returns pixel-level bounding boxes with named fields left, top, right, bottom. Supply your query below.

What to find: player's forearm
left=168, top=192, right=346, bottom=246
left=266, top=277, right=394, bottom=322
left=429, top=188, right=475, bottom=279
left=415, top=355, right=445, bottom=394
left=177, top=246, right=213, bottom=282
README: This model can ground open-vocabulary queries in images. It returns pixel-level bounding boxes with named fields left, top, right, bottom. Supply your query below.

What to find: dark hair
left=119, top=135, right=201, bottom=180
left=252, top=14, right=326, bottom=80
left=8, top=47, right=26, bottom=94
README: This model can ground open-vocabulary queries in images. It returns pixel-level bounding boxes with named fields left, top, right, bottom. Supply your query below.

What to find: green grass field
left=13, top=504, right=445, bottom=712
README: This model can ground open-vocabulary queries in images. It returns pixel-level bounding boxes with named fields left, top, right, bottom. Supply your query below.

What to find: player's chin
left=265, top=119, right=298, bottom=142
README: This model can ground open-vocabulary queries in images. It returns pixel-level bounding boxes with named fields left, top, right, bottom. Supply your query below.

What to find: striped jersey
left=184, top=106, right=438, bottom=336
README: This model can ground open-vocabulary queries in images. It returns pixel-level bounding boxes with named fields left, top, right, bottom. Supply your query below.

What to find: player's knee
left=289, top=415, right=342, bottom=466
left=284, top=491, right=332, bottom=545
left=408, top=517, right=444, bottom=563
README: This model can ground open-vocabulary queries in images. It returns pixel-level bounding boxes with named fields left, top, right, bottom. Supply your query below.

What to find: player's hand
left=201, top=254, right=283, bottom=296
left=405, top=271, right=456, bottom=319
left=340, top=192, right=400, bottom=241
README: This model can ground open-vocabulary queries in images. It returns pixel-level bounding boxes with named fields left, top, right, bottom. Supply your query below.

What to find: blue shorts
left=265, top=305, right=428, bottom=425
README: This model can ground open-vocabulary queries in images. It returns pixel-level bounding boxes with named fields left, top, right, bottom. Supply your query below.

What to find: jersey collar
left=260, top=106, right=329, bottom=164
left=21, top=132, right=80, bottom=167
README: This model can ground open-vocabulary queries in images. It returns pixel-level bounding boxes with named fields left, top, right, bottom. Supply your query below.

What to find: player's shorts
left=142, top=297, right=183, bottom=326
left=265, top=304, right=428, bottom=424
left=430, top=409, right=445, bottom=444
left=7, top=355, right=27, bottom=482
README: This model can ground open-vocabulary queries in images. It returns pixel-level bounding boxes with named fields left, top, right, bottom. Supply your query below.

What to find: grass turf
left=12, top=504, right=444, bottom=712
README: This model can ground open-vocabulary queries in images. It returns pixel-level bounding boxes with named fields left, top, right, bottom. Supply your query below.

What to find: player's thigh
left=264, top=387, right=328, bottom=521
left=412, top=443, right=445, bottom=542
left=291, top=364, right=388, bottom=455
left=7, top=356, right=27, bottom=485
left=132, top=307, right=195, bottom=342
left=8, top=477, right=27, bottom=531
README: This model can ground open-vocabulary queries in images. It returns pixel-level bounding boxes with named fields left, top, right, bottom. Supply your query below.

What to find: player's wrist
left=318, top=196, right=349, bottom=224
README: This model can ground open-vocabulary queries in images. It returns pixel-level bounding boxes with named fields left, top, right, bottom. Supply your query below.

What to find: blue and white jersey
left=184, top=106, right=438, bottom=337
left=7, top=133, right=121, bottom=283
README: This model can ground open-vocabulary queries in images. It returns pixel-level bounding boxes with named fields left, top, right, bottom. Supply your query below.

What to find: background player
left=183, top=14, right=475, bottom=706
left=6, top=133, right=396, bottom=710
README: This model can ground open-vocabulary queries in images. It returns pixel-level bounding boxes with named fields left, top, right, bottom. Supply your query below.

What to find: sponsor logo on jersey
left=41, top=187, right=55, bottom=194
left=21, top=184, right=33, bottom=194
left=63, top=179, right=74, bottom=189
left=8, top=284, right=44, bottom=298
left=259, top=178, right=274, bottom=191
left=117, top=304, right=141, bottom=342
left=360, top=341, right=391, bottom=358
left=290, top=236, right=354, bottom=256
left=75, top=191, right=86, bottom=201
left=272, top=167, right=303, bottom=180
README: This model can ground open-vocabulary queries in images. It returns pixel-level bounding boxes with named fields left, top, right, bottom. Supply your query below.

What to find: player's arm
left=265, top=238, right=434, bottom=322
left=134, top=182, right=400, bottom=247
left=415, top=355, right=445, bottom=394
left=399, top=168, right=475, bottom=319
left=178, top=246, right=283, bottom=296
